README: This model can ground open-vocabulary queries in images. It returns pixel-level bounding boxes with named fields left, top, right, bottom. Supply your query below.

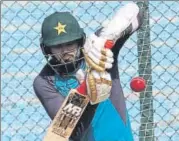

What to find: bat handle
left=104, top=40, right=114, bottom=49
left=76, top=81, right=87, bottom=95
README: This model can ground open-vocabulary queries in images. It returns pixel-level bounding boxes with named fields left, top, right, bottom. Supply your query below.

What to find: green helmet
left=40, top=12, right=85, bottom=75
left=41, top=11, right=84, bottom=47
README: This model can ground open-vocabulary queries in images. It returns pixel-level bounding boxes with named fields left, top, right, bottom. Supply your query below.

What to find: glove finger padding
left=83, top=34, right=114, bottom=72
left=86, top=70, right=112, bottom=105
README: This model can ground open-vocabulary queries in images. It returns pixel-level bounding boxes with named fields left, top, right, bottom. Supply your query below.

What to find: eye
left=66, top=42, right=73, bottom=46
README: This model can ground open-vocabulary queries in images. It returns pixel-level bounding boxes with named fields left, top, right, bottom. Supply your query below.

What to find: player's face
left=50, top=41, right=79, bottom=63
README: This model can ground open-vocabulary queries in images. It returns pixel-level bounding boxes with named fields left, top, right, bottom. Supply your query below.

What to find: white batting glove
left=86, top=70, right=112, bottom=105
left=83, top=34, right=114, bottom=72
left=99, top=2, right=142, bottom=42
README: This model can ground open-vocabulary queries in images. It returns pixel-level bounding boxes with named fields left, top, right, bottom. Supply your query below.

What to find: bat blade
left=43, top=90, right=89, bottom=141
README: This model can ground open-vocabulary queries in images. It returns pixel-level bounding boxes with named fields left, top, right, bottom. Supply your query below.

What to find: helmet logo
left=54, top=22, right=66, bottom=35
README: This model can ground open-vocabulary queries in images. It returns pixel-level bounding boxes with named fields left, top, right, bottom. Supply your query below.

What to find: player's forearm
left=99, top=2, right=143, bottom=43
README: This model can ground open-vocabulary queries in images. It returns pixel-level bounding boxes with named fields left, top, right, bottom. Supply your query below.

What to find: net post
left=137, top=1, right=154, bottom=141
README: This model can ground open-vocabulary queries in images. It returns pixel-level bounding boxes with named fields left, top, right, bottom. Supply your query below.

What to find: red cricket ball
left=130, top=77, right=146, bottom=92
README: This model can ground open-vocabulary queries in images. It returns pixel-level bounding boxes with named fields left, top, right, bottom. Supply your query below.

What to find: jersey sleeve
left=33, top=75, right=65, bottom=120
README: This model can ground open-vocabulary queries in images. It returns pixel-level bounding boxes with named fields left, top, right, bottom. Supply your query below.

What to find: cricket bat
left=43, top=79, right=89, bottom=141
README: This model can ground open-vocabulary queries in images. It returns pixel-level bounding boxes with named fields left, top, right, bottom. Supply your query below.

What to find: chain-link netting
left=1, top=1, right=179, bottom=141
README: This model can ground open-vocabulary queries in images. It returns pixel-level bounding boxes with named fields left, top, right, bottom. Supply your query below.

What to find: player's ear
left=39, top=37, right=51, bottom=55
left=40, top=37, right=46, bottom=55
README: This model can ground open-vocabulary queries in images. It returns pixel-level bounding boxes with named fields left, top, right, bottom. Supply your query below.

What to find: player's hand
left=86, top=70, right=112, bottom=104
left=83, top=34, right=114, bottom=72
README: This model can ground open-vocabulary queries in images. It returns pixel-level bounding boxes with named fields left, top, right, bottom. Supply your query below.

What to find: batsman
left=33, top=2, right=143, bottom=141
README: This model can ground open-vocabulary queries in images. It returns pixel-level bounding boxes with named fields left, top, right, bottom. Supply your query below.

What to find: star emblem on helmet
left=54, top=22, right=67, bottom=35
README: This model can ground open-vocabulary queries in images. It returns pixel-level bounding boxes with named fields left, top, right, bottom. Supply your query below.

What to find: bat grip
left=104, top=40, right=114, bottom=49
left=76, top=81, right=87, bottom=95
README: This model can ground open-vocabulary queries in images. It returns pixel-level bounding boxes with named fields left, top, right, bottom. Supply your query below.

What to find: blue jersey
left=34, top=58, right=134, bottom=141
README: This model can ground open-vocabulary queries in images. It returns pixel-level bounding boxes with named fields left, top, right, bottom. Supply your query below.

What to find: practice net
left=1, top=1, right=179, bottom=141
